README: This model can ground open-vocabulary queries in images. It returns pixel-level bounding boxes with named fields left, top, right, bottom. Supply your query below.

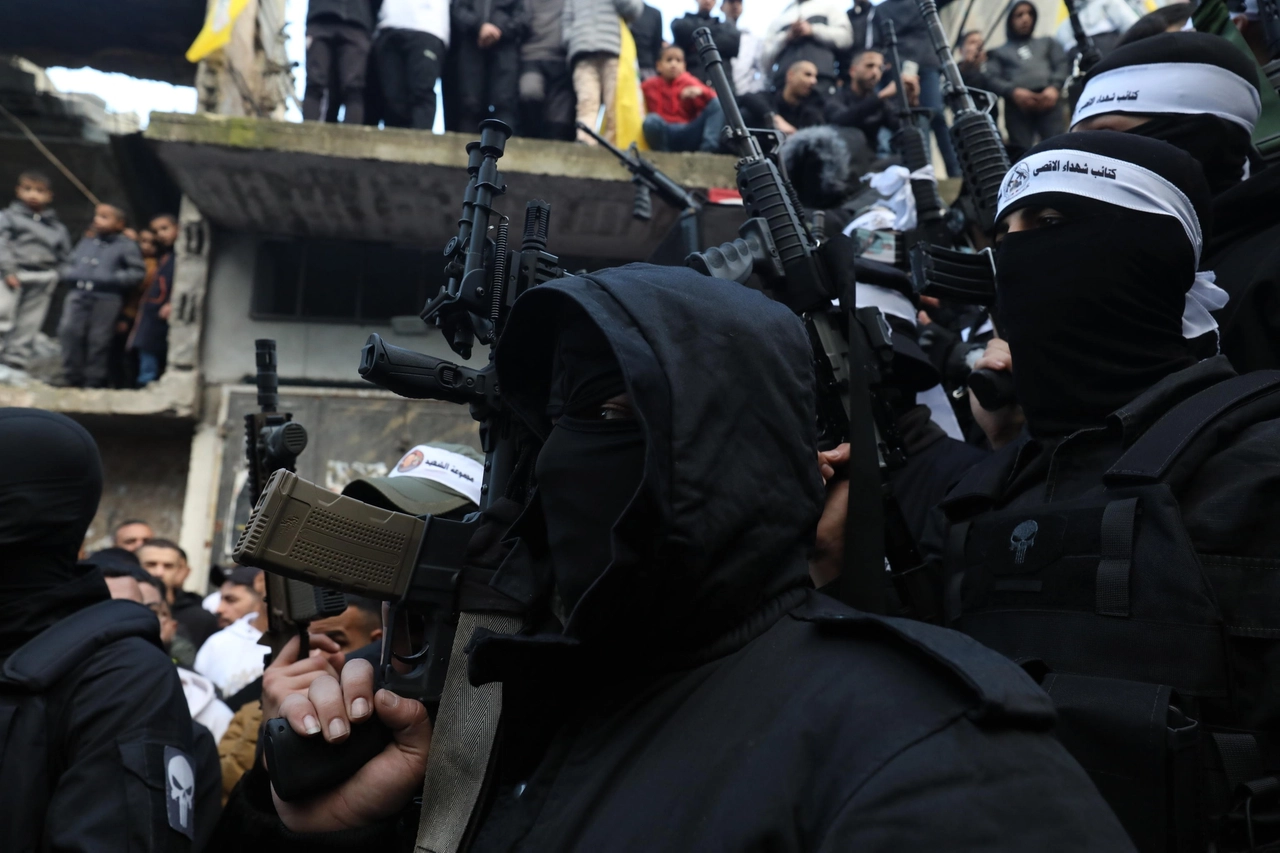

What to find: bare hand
left=878, top=80, right=897, bottom=100
left=1037, top=86, right=1060, bottom=109
left=790, top=19, right=813, bottom=39
left=273, top=660, right=433, bottom=832
left=969, top=337, right=1025, bottom=449
left=902, top=74, right=920, bottom=106
left=4, top=274, right=18, bottom=289
left=478, top=22, right=502, bottom=48
left=1011, top=87, right=1037, bottom=110
left=811, top=443, right=850, bottom=587
left=773, top=114, right=798, bottom=136
left=261, top=632, right=345, bottom=722
left=680, top=85, right=704, bottom=100
left=158, top=302, right=172, bottom=321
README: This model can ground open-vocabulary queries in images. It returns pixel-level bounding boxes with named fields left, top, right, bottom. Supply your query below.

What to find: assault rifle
left=684, top=27, right=936, bottom=620
left=576, top=121, right=703, bottom=226
left=917, top=0, right=1009, bottom=233
left=1062, top=0, right=1102, bottom=96
left=235, top=120, right=561, bottom=801
left=881, top=19, right=948, bottom=244
left=244, top=339, right=346, bottom=660
left=911, top=0, right=1015, bottom=410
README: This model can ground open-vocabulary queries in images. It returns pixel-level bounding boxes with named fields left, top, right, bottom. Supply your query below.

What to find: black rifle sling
left=1106, top=371, right=1280, bottom=484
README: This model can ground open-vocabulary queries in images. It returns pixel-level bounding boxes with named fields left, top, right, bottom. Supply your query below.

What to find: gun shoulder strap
left=1105, top=370, right=1280, bottom=488
left=415, top=611, right=522, bottom=853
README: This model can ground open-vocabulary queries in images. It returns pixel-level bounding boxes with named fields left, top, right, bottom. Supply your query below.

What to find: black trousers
left=374, top=28, right=445, bottom=130
left=450, top=39, right=520, bottom=134
left=303, top=20, right=371, bottom=124
left=1004, top=102, right=1065, bottom=152
left=518, top=58, right=576, bottom=141
left=58, top=288, right=122, bottom=388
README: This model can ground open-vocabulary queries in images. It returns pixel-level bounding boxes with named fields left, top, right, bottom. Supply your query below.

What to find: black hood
left=1005, top=0, right=1038, bottom=41
left=0, top=409, right=108, bottom=657
left=495, top=264, right=824, bottom=656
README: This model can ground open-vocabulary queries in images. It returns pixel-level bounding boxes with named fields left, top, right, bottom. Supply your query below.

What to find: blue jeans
left=917, top=68, right=961, bottom=178
left=137, top=350, right=162, bottom=386
left=642, top=97, right=725, bottom=153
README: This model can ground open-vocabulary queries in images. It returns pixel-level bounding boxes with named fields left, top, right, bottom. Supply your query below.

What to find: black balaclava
left=533, top=308, right=646, bottom=620
left=994, top=132, right=1213, bottom=437
left=0, top=409, right=107, bottom=655
left=1071, top=33, right=1262, bottom=196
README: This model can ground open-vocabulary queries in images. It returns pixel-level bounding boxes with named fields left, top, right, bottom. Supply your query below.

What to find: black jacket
left=822, top=84, right=897, bottom=140
left=671, top=11, right=740, bottom=87
left=172, top=589, right=219, bottom=650
left=214, top=264, right=1132, bottom=852
left=741, top=89, right=828, bottom=132
left=452, top=0, right=529, bottom=44
left=629, top=3, right=663, bottom=70
left=870, top=0, right=948, bottom=68
left=1205, top=165, right=1280, bottom=372
left=306, top=0, right=374, bottom=31
left=0, top=574, right=198, bottom=852
left=932, top=356, right=1280, bottom=732
left=987, top=3, right=1069, bottom=97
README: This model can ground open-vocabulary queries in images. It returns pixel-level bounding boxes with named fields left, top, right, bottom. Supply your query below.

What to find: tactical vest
left=940, top=372, right=1280, bottom=853
left=0, top=599, right=174, bottom=852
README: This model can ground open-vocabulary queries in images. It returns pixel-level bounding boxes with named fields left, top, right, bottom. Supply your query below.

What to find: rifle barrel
left=692, top=27, right=761, bottom=159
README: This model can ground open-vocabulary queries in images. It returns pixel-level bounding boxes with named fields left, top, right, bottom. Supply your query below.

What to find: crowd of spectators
left=296, top=0, right=1153, bottom=170
left=0, top=170, right=177, bottom=389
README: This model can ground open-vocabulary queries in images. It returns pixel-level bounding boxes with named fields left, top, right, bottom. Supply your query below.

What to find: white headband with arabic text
left=1071, top=62, right=1261, bottom=133
left=997, top=149, right=1228, bottom=340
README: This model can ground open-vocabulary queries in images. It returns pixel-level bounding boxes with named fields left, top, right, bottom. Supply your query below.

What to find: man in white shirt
left=722, top=0, right=764, bottom=95
left=373, top=0, right=451, bottom=129
left=195, top=567, right=269, bottom=699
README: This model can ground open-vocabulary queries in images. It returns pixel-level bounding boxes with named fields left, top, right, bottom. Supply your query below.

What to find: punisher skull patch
left=164, top=746, right=195, bottom=839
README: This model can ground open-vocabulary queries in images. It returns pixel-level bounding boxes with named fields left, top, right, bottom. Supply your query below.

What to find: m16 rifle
left=575, top=121, right=704, bottom=261
left=881, top=19, right=949, bottom=245
left=244, top=339, right=346, bottom=660
left=235, top=120, right=562, bottom=802
left=910, top=0, right=1016, bottom=411
left=918, top=0, right=1009, bottom=233
left=1062, top=0, right=1102, bottom=96
left=684, top=27, right=936, bottom=620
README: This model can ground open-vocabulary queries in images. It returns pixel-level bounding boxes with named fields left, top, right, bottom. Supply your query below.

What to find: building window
left=252, top=237, right=438, bottom=322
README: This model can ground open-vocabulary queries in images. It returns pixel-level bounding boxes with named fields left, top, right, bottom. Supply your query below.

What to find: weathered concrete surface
left=2, top=0, right=204, bottom=85
left=73, top=414, right=194, bottom=554
left=0, top=367, right=200, bottom=417
left=144, top=113, right=746, bottom=259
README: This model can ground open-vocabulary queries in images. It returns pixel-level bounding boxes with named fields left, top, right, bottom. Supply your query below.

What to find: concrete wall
left=75, top=414, right=194, bottom=553
left=201, top=230, right=480, bottom=385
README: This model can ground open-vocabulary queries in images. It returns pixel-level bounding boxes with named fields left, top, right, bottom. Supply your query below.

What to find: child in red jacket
left=641, top=46, right=725, bottom=152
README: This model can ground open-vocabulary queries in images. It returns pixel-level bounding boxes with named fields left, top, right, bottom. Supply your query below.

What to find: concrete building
left=0, top=113, right=741, bottom=592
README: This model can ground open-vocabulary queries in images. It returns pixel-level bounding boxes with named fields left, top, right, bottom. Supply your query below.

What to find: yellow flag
left=613, top=18, right=648, bottom=150
left=186, top=0, right=251, bottom=63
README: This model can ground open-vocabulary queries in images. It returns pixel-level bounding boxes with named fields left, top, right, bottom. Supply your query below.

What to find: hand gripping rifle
left=234, top=120, right=562, bottom=802
left=918, top=0, right=1009, bottom=234
left=881, top=19, right=949, bottom=244
left=684, top=27, right=937, bottom=620
left=244, top=339, right=346, bottom=661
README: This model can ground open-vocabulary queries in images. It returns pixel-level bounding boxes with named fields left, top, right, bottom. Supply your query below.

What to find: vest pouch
left=1038, top=670, right=1205, bottom=853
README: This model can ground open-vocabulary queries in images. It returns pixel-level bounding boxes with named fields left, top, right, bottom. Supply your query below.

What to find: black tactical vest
left=940, top=371, right=1280, bottom=853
